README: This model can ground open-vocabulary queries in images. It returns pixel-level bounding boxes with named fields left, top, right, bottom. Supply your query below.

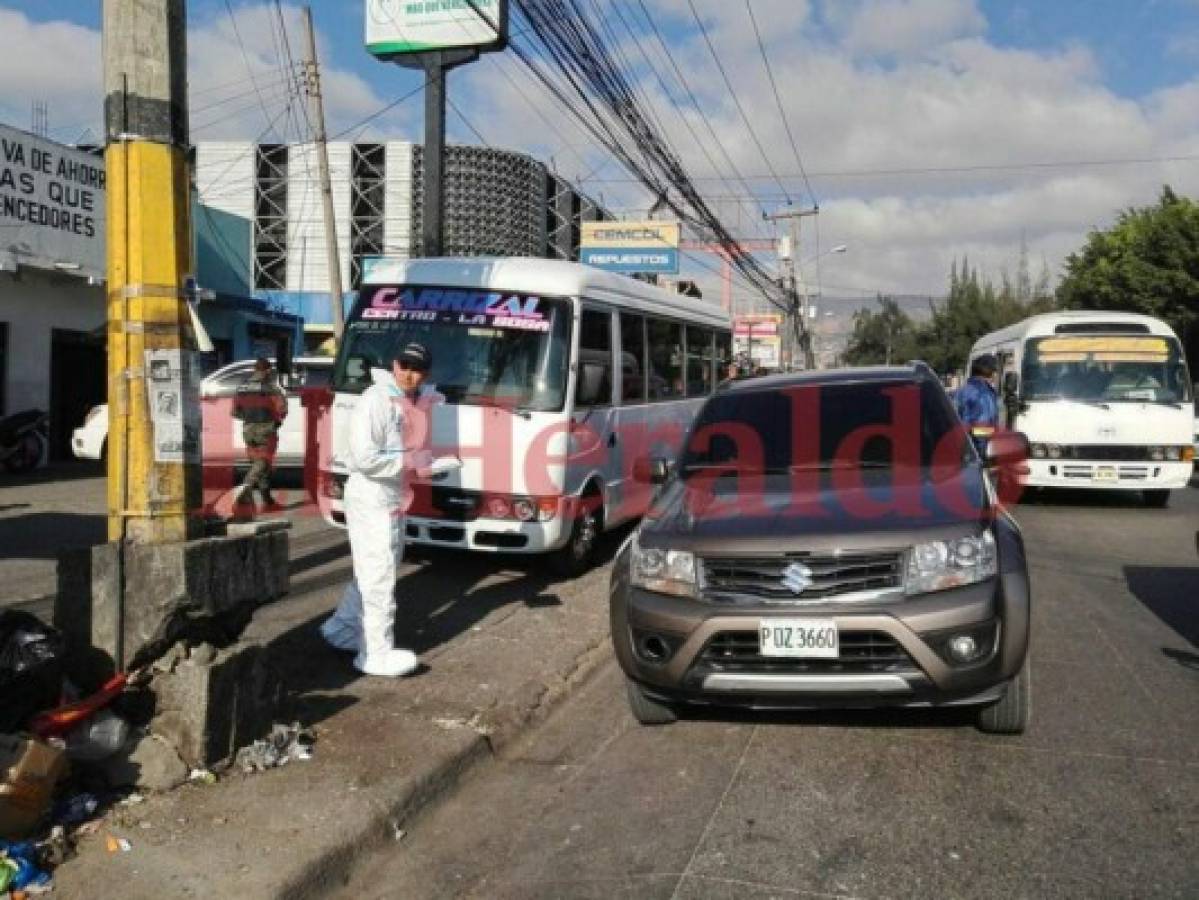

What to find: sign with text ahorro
left=365, top=0, right=508, bottom=57
left=0, top=124, right=106, bottom=278
left=579, top=220, right=680, bottom=275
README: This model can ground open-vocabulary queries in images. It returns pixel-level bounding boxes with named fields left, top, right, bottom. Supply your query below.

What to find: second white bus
left=968, top=311, right=1194, bottom=506
left=319, top=257, right=733, bottom=572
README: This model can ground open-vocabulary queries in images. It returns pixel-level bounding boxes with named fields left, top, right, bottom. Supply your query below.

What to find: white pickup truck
left=71, top=357, right=333, bottom=467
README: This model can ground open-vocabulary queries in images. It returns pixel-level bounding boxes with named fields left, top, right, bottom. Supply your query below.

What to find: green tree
left=1057, top=186, right=1199, bottom=346
left=844, top=295, right=918, bottom=365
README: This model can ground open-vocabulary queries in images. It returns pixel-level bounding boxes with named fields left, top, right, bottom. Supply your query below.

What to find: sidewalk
left=50, top=531, right=626, bottom=898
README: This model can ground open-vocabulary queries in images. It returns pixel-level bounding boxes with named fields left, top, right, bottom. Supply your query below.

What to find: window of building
left=715, top=330, right=733, bottom=380
left=576, top=308, right=613, bottom=407
left=647, top=319, right=684, bottom=400
left=619, top=313, right=646, bottom=404
left=686, top=327, right=714, bottom=397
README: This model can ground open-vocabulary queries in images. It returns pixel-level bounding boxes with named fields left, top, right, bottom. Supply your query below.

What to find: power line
left=685, top=0, right=791, bottom=204
left=745, top=0, right=816, bottom=208
left=221, top=0, right=280, bottom=137
left=577, top=153, right=1199, bottom=184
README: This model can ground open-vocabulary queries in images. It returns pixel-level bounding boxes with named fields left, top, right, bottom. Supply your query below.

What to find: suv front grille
left=702, top=551, right=904, bottom=602
left=697, top=631, right=918, bottom=675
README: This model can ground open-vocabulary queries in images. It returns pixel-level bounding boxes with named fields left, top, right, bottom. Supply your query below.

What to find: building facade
left=194, top=141, right=611, bottom=351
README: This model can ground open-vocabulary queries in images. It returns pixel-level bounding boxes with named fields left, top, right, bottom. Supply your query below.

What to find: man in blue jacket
left=956, top=353, right=999, bottom=453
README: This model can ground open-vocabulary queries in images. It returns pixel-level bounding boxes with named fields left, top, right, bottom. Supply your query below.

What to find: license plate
left=759, top=619, right=839, bottom=658
left=1093, top=466, right=1118, bottom=482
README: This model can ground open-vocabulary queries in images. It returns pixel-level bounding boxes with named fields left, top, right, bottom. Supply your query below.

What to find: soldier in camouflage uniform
left=232, top=357, right=288, bottom=512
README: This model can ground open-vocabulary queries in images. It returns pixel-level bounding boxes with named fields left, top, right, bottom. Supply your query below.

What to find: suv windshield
left=334, top=286, right=572, bottom=411
left=1022, top=335, right=1192, bottom=404
left=680, top=380, right=960, bottom=475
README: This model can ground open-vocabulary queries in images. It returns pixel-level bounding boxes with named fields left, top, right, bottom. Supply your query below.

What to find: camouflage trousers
left=241, top=422, right=279, bottom=499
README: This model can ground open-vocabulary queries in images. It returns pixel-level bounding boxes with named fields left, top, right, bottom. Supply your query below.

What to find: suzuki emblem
left=781, top=562, right=815, bottom=595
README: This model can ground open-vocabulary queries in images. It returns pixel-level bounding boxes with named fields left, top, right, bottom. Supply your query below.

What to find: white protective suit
left=320, top=368, right=443, bottom=677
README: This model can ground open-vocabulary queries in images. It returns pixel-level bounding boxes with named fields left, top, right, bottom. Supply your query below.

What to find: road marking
left=671, top=724, right=758, bottom=900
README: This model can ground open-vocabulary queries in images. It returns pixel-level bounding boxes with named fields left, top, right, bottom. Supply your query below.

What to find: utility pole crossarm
left=763, top=207, right=820, bottom=370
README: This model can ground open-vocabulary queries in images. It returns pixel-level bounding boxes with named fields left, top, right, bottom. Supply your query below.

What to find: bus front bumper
left=1023, top=458, right=1192, bottom=490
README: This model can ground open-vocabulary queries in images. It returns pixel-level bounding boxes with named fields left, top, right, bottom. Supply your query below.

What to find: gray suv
left=610, top=365, right=1032, bottom=733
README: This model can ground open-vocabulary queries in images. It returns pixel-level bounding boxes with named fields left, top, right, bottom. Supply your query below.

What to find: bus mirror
left=1002, top=371, right=1019, bottom=398
left=577, top=363, right=607, bottom=406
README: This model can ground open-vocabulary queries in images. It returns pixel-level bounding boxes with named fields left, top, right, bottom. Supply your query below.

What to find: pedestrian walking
left=956, top=353, right=999, bottom=453
left=232, top=357, right=288, bottom=513
left=320, top=342, right=444, bottom=678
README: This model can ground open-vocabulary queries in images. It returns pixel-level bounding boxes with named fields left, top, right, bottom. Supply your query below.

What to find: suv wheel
left=625, top=679, right=677, bottom=726
left=1142, top=489, right=1171, bottom=509
left=976, top=658, right=1031, bottom=735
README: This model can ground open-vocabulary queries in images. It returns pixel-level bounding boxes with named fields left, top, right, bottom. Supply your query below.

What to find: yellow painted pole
left=104, top=0, right=200, bottom=543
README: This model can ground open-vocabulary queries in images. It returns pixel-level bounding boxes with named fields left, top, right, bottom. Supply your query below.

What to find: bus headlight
left=1163, top=446, right=1182, bottom=461
left=1046, top=444, right=1063, bottom=459
left=485, top=497, right=511, bottom=519
left=1149, top=446, right=1166, bottom=461
left=513, top=499, right=536, bottom=522
left=1030, top=443, right=1047, bottom=459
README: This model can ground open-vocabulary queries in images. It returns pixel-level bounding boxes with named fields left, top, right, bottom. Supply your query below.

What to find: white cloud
left=0, top=4, right=413, bottom=144
left=835, top=0, right=987, bottom=58
left=0, top=9, right=102, bottom=142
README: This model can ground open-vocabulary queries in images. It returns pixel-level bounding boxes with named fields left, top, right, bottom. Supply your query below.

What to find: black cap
left=972, top=353, right=998, bottom=375
left=396, top=342, right=432, bottom=371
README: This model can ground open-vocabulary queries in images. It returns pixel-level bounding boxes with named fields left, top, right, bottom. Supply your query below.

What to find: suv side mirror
left=1002, top=371, right=1019, bottom=398
left=633, top=456, right=671, bottom=485
left=985, top=431, right=1030, bottom=468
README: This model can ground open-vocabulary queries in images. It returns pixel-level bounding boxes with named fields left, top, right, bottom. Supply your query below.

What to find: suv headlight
left=630, top=533, right=698, bottom=598
left=905, top=531, right=997, bottom=595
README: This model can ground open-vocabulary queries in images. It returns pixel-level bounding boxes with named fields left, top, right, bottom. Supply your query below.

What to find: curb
left=278, top=636, right=615, bottom=899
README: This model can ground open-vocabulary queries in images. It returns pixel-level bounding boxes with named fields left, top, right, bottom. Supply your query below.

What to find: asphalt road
left=346, top=479, right=1199, bottom=900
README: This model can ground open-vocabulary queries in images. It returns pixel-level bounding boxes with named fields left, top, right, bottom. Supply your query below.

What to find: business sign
left=0, top=125, right=106, bottom=278
left=365, top=0, right=508, bottom=57
left=579, top=220, right=680, bottom=275
left=734, top=315, right=783, bottom=370
left=361, top=285, right=552, bottom=332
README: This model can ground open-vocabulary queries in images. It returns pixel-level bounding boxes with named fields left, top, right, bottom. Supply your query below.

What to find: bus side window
left=648, top=318, right=683, bottom=400
left=715, top=330, right=732, bottom=385
left=619, top=313, right=647, bottom=403
left=577, top=308, right=613, bottom=407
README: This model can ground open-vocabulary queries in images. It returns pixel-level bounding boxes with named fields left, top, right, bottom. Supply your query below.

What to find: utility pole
left=302, top=6, right=344, bottom=340
left=765, top=207, right=819, bottom=370
left=103, top=0, right=200, bottom=544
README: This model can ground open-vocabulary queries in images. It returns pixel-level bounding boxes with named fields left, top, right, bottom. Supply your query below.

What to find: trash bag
left=0, top=610, right=64, bottom=733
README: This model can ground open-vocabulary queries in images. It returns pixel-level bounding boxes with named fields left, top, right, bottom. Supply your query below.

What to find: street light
left=798, top=244, right=849, bottom=369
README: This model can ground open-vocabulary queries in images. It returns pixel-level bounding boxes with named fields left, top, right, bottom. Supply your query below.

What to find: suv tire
left=626, top=679, right=677, bottom=725
left=1143, top=489, right=1171, bottom=508
left=976, top=658, right=1030, bottom=735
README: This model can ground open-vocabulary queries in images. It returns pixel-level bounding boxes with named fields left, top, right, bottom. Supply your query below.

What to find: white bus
left=968, top=311, right=1194, bottom=506
left=319, top=257, right=733, bottom=571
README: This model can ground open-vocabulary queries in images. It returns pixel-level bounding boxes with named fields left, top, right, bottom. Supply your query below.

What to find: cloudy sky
left=3, top=0, right=1198, bottom=308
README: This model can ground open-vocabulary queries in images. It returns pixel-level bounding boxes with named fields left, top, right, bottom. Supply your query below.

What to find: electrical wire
left=745, top=0, right=817, bottom=209
left=684, top=0, right=791, bottom=204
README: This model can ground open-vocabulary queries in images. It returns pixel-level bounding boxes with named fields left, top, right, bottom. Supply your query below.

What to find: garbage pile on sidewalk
left=1, top=608, right=314, bottom=894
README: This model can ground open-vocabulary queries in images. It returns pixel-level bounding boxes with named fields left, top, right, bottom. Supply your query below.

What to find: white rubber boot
left=354, top=648, right=419, bottom=678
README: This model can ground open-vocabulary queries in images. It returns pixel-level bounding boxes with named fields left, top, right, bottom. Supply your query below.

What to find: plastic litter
left=30, top=672, right=128, bottom=740
left=104, top=835, right=132, bottom=854
left=0, top=611, right=65, bottom=734
left=64, top=708, right=129, bottom=762
left=0, top=840, right=52, bottom=892
left=188, top=768, right=217, bottom=785
left=233, top=723, right=315, bottom=774
left=50, top=793, right=100, bottom=827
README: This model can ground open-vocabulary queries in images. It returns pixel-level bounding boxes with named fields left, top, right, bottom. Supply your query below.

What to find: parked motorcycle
left=0, top=409, right=49, bottom=473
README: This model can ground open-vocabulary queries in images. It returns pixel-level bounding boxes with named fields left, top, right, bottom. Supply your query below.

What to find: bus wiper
left=464, top=394, right=532, bottom=419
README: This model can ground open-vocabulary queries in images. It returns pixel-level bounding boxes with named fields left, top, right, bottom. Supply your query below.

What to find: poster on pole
left=145, top=349, right=202, bottom=464
left=366, top=0, right=508, bottom=57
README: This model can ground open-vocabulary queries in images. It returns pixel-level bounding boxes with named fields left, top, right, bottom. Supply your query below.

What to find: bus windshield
left=1022, top=335, right=1192, bottom=404
left=334, top=285, right=573, bottom=412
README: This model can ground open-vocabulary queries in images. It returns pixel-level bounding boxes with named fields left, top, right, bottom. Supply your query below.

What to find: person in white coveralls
left=320, top=342, right=444, bottom=677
